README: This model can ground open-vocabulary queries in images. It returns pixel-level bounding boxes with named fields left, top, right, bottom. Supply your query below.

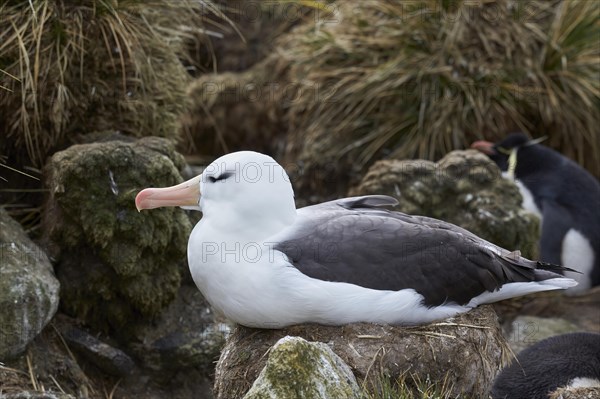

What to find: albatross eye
left=208, top=172, right=233, bottom=183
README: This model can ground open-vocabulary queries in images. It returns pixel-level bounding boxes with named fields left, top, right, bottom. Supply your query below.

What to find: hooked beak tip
left=135, top=189, right=152, bottom=211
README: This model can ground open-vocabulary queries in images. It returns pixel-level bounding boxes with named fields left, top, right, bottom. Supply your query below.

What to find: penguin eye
left=208, top=172, right=233, bottom=183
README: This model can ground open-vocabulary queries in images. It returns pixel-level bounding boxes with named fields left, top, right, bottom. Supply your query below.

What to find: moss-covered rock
left=243, top=336, right=361, bottom=399
left=0, top=209, right=60, bottom=360
left=351, top=150, right=540, bottom=258
left=42, top=137, right=191, bottom=338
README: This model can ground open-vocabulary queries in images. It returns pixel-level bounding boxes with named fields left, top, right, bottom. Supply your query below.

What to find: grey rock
left=0, top=209, right=60, bottom=360
left=60, top=326, right=136, bottom=377
left=508, top=315, right=583, bottom=354
left=492, top=287, right=600, bottom=340
left=350, top=150, right=540, bottom=258
left=129, top=285, right=226, bottom=374
left=41, top=137, right=191, bottom=339
left=215, top=306, right=508, bottom=399
left=243, top=336, right=361, bottom=399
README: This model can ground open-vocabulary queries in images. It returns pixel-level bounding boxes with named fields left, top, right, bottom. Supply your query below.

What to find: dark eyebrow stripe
left=208, top=172, right=233, bottom=183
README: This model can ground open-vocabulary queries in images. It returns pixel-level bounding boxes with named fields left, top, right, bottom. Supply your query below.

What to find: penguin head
left=490, top=132, right=530, bottom=171
left=471, top=132, right=537, bottom=174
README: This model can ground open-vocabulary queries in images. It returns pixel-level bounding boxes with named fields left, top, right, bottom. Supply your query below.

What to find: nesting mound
left=280, top=0, right=600, bottom=196
left=214, top=306, right=509, bottom=399
left=351, top=150, right=540, bottom=258
left=42, top=138, right=191, bottom=337
left=0, top=0, right=213, bottom=165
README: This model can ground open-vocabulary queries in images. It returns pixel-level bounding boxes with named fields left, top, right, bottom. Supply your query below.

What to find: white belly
left=561, top=228, right=595, bottom=293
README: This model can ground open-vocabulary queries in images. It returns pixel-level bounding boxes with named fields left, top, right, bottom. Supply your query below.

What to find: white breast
left=561, top=228, right=595, bottom=293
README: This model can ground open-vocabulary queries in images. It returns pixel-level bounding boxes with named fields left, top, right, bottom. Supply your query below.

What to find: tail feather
left=500, top=254, right=581, bottom=282
left=535, top=260, right=581, bottom=275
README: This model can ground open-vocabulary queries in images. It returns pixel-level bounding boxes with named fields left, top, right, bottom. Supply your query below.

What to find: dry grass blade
left=0, top=162, right=40, bottom=180
left=26, top=352, right=39, bottom=391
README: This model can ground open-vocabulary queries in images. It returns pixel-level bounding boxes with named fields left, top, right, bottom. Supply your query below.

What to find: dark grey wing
left=274, top=196, right=566, bottom=307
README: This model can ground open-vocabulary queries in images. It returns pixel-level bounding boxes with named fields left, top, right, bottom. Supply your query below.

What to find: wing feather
left=273, top=196, right=567, bottom=306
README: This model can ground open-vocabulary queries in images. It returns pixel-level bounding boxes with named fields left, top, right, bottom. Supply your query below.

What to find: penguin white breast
left=561, top=228, right=595, bottom=293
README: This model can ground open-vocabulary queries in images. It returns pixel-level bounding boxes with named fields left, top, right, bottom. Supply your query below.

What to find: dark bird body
left=492, top=332, right=600, bottom=399
left=473, top=133, right=600, bottom=292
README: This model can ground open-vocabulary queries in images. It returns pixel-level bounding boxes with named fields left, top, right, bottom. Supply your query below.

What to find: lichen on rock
left=42, top=137, right=191, bottom=337
left=0, top=209, right=60, bottom=360
left=243, top=336, right=361, bottom=399
left=351, top=150, right=540, bottom=258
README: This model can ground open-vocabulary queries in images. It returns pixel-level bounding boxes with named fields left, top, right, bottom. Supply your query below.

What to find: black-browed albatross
left=135, top=151, right=577, bottom=328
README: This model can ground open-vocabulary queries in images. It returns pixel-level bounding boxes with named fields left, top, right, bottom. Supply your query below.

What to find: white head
left=135, top=151, right=297, bottom=239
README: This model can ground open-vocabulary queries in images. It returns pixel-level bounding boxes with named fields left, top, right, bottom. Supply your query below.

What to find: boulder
left=508, top=315, right=583, bottom=354
left=243, top=336, right=361, bottom=399
left=60, top=326, right=137, bottom=377
left=493, top=287, right=600, bottom=336
left=0, top=209, right=60, bottom=360
left=129, top=285, right=227, bottom=375
left=350, top=150, right=540, bottom=258
left=215, top=306, right=508, bottom=398
left=41, top=137, right=191, bottom=338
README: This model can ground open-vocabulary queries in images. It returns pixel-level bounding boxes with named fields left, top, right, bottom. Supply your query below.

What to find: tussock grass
left=0, top=0, right=219, bottom=166
left=280, top=0, right=600, bottom=191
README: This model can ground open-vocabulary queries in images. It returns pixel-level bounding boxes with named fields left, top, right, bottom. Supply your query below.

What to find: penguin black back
left=492, top=332, right=600, bottom=399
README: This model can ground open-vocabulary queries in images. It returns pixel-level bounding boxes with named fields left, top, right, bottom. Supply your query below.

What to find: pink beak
left=471, top=140, right=496, bottom=155
left=135, top=175, right=201, bottom=211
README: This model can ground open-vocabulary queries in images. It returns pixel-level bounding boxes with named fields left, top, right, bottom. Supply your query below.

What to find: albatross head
left=135, top=151, right=297, bottom=238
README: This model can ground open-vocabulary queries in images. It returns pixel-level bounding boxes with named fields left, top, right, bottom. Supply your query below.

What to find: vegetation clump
left=0, top=0, right=219, bottom=165
left=42, top=138, right=191, bottom=337
left=280, top=0, right=600, bottom=195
